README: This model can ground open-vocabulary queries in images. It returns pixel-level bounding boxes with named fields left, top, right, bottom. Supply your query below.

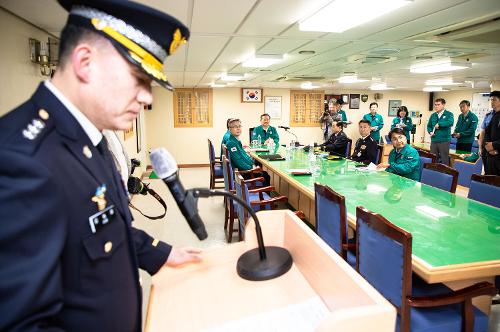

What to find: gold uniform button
left=38, top=109, right=49, bottom=120
left=104, top=241, right=113, bottom=253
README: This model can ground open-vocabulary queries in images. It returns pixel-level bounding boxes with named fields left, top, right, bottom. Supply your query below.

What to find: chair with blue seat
left=344, top=139, right=352, bottom=158
left=420, top=163, right=458, bottom=193
left=314, top=183, right=356, bottom=267
left=417, top=149, right=437, bottom=180
left=454, top=158, right=483, bottom=188
left=374, top=144, right=384, bottom=164
left=208, top=139, right=224, bottom=189
left=450, top=137, right=457, bottom=150
left=468, top=174, right=500, bottom=208
left=233, top=171, right=289, bottom=240
left=471, top=140, right=479, bottom=154
left=385, top=134, right=391, bottom=144
left=222, top=156, right=270, bottom=243
left=355, top=206, right=497, bottom=332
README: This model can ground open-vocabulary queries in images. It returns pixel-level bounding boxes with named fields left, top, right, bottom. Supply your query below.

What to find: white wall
left=0, top=9, right=148, bottom=172
left=147, top=87, right=438, bottom=164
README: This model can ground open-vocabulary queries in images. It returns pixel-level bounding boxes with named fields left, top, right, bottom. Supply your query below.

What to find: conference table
left=252, top=147, right=500, bottom=312
left=411, top=142, right=470, bottom=166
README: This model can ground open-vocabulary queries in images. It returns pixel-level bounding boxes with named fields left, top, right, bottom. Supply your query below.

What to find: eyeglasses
left=230, top=125, right=242, bottom=129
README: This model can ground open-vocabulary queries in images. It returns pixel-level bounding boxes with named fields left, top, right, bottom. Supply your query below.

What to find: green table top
left=256, top=148, right=500, bottom=269
left=411, top=142, right=469, bottom=156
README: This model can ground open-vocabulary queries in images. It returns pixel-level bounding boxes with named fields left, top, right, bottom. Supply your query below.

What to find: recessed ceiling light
left=410, top=58, right=472, bottom=74
left=220, top=73, right=246, bottom=81
left=242, top=54, right=284, bottom=68
left=299, top=0, right=413, bottom=33
left=423, top=86, right=449, bottom=92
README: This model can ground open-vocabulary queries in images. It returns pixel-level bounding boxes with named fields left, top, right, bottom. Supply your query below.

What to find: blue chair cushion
left=421, top=168, right=453, bottom=192
left=468, top=180, right=500, bottom=208
left=346, top=250, right=356, bottom=268
left=249, top=192, right=271, bottom=211
left=395, top=276, right=489, bottom=332
left=214, top=164, right=223, bottom=177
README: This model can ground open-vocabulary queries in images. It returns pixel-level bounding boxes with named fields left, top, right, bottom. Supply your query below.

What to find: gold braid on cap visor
left=91, top=18, right=167, bottom=82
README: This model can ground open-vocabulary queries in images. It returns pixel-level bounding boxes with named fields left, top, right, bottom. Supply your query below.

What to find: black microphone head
left=150, top=148, right=178, bottom=179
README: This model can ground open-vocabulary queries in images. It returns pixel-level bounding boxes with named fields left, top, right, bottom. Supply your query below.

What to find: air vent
left=348, top=55, right=396, bottom=64
left=271, top=76, right=325, bottom=82
left=408, top=15, right=500, bottom=44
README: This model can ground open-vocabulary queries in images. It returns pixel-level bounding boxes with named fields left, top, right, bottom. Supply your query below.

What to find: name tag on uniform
left=88, top=205, right=116, bottom=234
left=231, top=147, right=237, bottom=152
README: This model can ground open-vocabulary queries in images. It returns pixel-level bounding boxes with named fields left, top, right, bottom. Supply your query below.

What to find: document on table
left=202, top=296, right=329, bottom=332
left=357, top=162, right=384, bottom=172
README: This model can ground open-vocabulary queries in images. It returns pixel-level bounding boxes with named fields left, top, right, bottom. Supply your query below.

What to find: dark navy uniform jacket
left=0, top=83, right=171, bottom=332
left=350, top=135, right=378, bottom=165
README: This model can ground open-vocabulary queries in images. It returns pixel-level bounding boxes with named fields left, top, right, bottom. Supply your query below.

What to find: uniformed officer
left=390, top=106, right=413, bottom=143
left=319, top=120, right=350, bottom=156
left=427, top=98, right=454, bottom=165
left=226, top=118, right=270, bottom=185
left=251, top=113, right=279, bottom=146
left=363, top=102, right=384, bottom=143
left=351, top=119, right=378, bottom=164
left=378, top=128, right=420, bottom=181
left=0, top=1, right=201, bottom=331
left=452, top=100, right=478, bottom=152
left=484, top=90, right=500, bottom=175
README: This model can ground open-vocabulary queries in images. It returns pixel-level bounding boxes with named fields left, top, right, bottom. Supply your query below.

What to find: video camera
left=127, top=158, right=149, bottom=195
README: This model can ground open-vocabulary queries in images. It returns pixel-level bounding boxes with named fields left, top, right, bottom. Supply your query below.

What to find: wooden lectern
left=145, top=210, right=396, bottom=331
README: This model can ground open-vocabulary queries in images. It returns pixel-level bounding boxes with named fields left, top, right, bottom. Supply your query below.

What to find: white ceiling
left=1, top=0, right=500, bottom=91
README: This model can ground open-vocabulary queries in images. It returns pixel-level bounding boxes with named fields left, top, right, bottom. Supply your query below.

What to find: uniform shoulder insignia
left=1, top=107, right=53, bottom=156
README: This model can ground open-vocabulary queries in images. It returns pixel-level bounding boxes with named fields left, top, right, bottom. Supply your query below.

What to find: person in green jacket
left=251, top=113, right=279, bottom=146
left=363, top=102, right=384, bottom=143
left=220, top=118, right=233, bottom=158
left=378, top=128, right=420, bottom=181
left=452, top=100, right=478, bottom=152
left=335, top=99, right=348, bottom=122
left=226, top=118, right=270, bottom=185
left=391, top=106, right=413, bottom=143
left=426, top=98, right=454, bottom=165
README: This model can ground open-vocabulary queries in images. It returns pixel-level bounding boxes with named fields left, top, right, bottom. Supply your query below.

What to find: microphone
left=278, top=125, right=290, bottom=130
left=149, top=148, right=208, bottom=240
left=191, top=188, right=293, bottom=281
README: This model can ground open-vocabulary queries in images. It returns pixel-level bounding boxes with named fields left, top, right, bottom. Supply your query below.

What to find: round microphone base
left=237, top=246, right=293, bottom=281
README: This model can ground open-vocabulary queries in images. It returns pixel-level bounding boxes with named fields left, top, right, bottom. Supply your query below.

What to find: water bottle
left=268, top=139, right=275, bottom=152
left=257, top=135, right=262, bottom=147
left=308, top=143, right=317, bottom=173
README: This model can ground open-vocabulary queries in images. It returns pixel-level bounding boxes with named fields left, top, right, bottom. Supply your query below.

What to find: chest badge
left=92, top=184, right=107, bottom=211
left=361, top=145, right=366, bottom=150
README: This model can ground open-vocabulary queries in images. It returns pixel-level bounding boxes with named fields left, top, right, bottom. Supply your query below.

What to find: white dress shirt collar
left=44, top=80, right=103, bottom=146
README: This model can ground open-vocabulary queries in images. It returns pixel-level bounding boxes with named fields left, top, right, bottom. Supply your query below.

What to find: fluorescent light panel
left=300, top=81, right=320, bottom=89
left=410, top=58, right=472, bottom=73
left=299, top=0, right=412, bottom=33
left=220, top=73, right=245, bottom=81
left=425, top=78, right=462, bottom=86
left=370, top=83, right=395, bottom=90
left=242, top=54, right=284, bottom=68
left=338, top=75, right=368, bottom=83
left=423, top=86, right=449, bottom=92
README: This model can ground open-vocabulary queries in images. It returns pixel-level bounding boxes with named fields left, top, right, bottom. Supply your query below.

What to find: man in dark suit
left=0, top=1, right=201, bottom=331
left=319, top=120, right=350, bottom=156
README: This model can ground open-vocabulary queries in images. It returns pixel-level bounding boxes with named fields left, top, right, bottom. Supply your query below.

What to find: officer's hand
left=370, top=126, right=377, bottom=131
left=264, top=138, right=271, bottom=145
left=165, top=247, right=202, bottom=267
left=435, top=123, right=439, bottom=129
left=485, top=142, right=494, bottom=152
left=377, top=163, right=390, bottom=169
left=455, top=133, right=461, bottom=138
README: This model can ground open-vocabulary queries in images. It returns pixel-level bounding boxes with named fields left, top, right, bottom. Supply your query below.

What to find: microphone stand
left=190, top=188, right=293, bottom=281
left=281, top=127, right=300, bottom=146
